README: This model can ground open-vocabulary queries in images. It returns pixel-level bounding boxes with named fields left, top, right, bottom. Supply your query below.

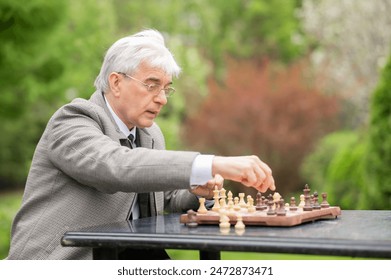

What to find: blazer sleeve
left=45, top=98, right=200, bottom=194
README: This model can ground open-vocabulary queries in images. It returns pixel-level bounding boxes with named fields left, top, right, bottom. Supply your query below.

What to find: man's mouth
left=146, top=110, right=159, bottom=117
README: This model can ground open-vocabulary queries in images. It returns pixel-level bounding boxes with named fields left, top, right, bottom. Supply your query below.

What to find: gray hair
left=94, top=29, right=181, bottom=93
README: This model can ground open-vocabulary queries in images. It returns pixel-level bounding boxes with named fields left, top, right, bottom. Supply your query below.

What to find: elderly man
left=7, top=29, right=275, bottom=260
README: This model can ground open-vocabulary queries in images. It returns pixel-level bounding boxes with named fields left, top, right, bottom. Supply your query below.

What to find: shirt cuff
left=190, top=154, right=214, bottom=186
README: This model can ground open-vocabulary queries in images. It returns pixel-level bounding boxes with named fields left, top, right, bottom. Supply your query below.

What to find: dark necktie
left=128, top=134, right=135, bottom=149
left=128, top=131, right=150, bottom=218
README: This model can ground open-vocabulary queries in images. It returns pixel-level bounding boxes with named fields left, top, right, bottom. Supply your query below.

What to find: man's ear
left=108, top=72, right=121, bottom=97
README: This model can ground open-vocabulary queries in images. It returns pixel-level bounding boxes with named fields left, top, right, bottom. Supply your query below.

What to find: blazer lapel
left=89, top=91, right=163, bottom=215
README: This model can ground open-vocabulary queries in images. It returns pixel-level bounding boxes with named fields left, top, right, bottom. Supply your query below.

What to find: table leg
left=199, top=250, right=221, bottom=260
left=92, top=247, right=118, bottom=260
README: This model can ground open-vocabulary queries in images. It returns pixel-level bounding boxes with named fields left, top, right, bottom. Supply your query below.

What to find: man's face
left=109, top=62, right=172, bottom=129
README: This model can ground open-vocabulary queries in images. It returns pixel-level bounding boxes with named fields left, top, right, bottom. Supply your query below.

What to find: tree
left=0, top=0, right=116, bottom=187
left=366, top=53, right=391, bottom=209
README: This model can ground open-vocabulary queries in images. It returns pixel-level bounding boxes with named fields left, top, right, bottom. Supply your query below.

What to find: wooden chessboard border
left=180, top=206, right=341, bottom=227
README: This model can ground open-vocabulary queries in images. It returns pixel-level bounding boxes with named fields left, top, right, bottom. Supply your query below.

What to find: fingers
left=190, top=174, right=224, bottom=199
left=207, top=174, right=224, bottom=190
left=212, top=155, right=276, bottom=193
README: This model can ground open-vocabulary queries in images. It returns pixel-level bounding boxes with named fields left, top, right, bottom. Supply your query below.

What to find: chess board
left=180, top=206, right=341, bottom=227
left=180, top=184, right=341, bottom=227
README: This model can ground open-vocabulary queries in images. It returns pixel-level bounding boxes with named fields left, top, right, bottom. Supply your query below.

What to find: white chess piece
left=197, top=197, right=208, bottom=214
left=298, top=194, right=305, bottom=210
left=219, top=209, right=230, bottom=229
left=235, top=214, right=245, bottom=230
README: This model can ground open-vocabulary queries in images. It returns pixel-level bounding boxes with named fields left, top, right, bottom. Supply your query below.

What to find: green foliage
left=301, top=131, right=358, bottom=192
left=0, top=0, right=116, bottom=187
left=366, top=54, right=391, bottom=209
left=301, top=131, right=369, bottom=209
left=302, top=52, right=391, bottom=210
left=0, top=191, right=22, bottom=259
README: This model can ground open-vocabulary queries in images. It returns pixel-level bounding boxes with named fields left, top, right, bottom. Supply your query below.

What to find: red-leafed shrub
left=182, top=58, right=340, bottom=195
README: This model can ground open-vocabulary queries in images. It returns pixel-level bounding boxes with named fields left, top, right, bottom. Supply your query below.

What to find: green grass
left=167, top=250, right=355, bottom=260
left=0, top=192, right=360, bottom=260
left=0, top=191, right=23, bottom=259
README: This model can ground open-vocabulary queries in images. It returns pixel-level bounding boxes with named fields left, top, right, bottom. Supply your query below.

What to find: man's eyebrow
left=145, top=77, right=173, bottom=85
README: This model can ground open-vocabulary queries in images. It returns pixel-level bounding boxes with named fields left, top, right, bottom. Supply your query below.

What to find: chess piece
left=227, top=191, right=233, bottom=204
left=227, top=191, right=235, bottom=213
left=277, top=199, right=286, bottom=216
left=273, top=192, right=281, bottom=210
left=321, top=192, right=330, bottom=208
left=219, top=209, right=231, bottom=229
left=186, top=209, right=198, bottom=228
left=197, top=197, right=208, bottom=214
left=256, top=192, right=263, bottom=210
left=267, top=194, right=276, bottom=215
left=220, top=188, right=227, bottom=209
left=261, top=196, right=267, bottom=210
left=233, top=197, right=241, bottom=211
left=238, top=193, right=247, bottom=208
left=246, top=195, right=252, bottom=209
left=235, top=213, right=245, bottom=230
left=303, top=184, right=313, bottom=211
left=227, top=197, right=235, bottom=214
left=247, top=196, right=256, bottom=213
left=312, top=192, right=321, bottom=210
left=298, top=194, right=305, bottom=210
left=289, top=196, right=298, bottom=211
left=212, top=186, right=221, bottom=212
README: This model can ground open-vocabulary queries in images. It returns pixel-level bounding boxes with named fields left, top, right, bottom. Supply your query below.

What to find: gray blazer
left=7, top=91, right=200, bottom=260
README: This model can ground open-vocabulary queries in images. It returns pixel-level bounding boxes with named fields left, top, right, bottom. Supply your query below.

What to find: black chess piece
left=266, top=194, right=276, bottom=215
left=313, top=192, right=321, bottom=210
left=303, top=184, right=313, bottom=211
left=321, top=192, right=330, bottom=208
left=256, top=192, right=263, bottom=211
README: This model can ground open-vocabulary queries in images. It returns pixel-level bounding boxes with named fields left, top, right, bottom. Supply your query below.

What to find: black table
left=61, top=210, right=391, bottom=260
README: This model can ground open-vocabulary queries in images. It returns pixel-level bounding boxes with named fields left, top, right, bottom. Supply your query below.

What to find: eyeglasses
left=117, top=72, right=176, bottom=98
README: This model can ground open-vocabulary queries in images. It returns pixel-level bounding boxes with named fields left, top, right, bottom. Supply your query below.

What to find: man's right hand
left=212, top=155, right=276, bottom=193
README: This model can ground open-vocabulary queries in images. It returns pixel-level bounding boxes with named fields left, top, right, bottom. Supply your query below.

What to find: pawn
left=235, top=214, right=245, bottom=230
left=186, top=209, right=198, bottom=228
left=227, top=198, right=235, bottom=214
left=247, top=196, right=256, bottom=213
left=277, top=199, right=286, bottom=216
left=267, top=196, right=276, bottom=216
left=219, top=209, right=231, bottom=229
left=321, top=192, right=330, bottom=208
left=298, top=194, right=305, bottom=210
left=246, top=195, right=252, bottom=208
left=313, top=192, right=321, bottom=210
left=261, top=196, right=268, bottom=210
left=197, top=197, right=208, bottom=214
left=273, top=192, right=281, bottom=210
left=289, top=196, right=298, bottom=211
left=238, top=193, right=247, bottom=208
left=233, top=197, right=241, bottom=211
left=256, top=192, right=262, bottom=210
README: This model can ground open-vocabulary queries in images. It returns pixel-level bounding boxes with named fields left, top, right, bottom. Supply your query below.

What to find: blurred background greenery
left=0, top=0, right=390, bottom=259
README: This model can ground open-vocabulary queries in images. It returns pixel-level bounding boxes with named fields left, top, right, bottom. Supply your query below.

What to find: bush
left=366, top=54, right=391, bottom=209
left=301, top=131, right=368, bottom=209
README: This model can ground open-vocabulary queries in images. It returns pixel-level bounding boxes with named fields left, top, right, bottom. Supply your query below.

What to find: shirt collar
left=103, top=95, right=136, bottom=140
